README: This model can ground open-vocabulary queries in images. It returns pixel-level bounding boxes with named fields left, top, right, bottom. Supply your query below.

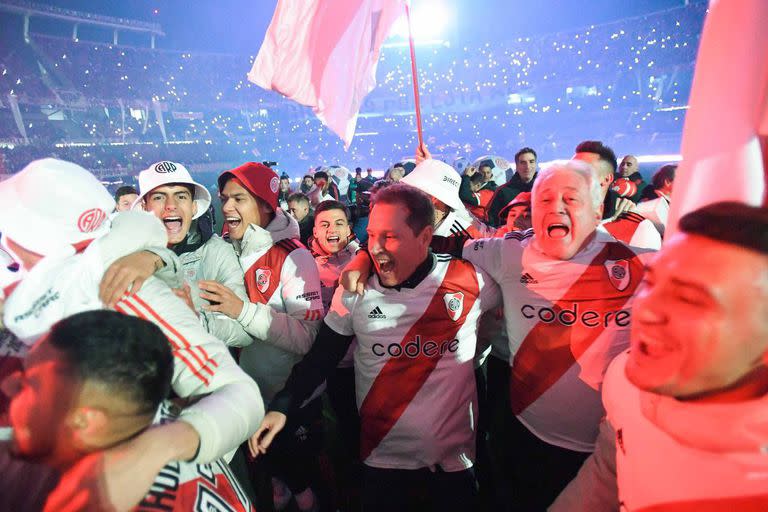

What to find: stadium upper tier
left=0, top=1, right=705, bottom=174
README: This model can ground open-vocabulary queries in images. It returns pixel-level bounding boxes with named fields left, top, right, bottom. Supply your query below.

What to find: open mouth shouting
left=546, top=222, right=570, bottom=239
left=226, top=216, right=242, bottom=231
left=162, top=216, right=184, bottom=237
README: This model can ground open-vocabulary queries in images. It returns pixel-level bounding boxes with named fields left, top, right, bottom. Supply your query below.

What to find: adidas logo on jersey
left=368, top=306, right=386, bottom=319
left=520, top=272, right=539, bottom=284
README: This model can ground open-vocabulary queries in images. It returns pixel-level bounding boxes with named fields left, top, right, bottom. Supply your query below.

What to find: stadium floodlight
left=389, top=0, right=451, bottom=44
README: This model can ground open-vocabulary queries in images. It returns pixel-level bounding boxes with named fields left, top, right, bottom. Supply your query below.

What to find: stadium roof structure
left=0, top=0, right=164, bottom=46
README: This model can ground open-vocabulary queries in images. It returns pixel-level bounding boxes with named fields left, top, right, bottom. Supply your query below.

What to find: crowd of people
left=2, top=1, right=768, bottom=511
left=2, top=122, right=765, bottom=512
left=0, top=1, right=706, bottom=175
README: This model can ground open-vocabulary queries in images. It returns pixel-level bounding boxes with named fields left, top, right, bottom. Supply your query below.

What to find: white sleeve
left=475, top=265, right=502, bottom=313
left=117, top=278, right=264, bottom=463
left=628, top=219, right=662, bottom=251
left=322, top=284, right=359, bottom=336
left=548, top=418, right=619, bottom=511
left=198, top=242, right=252, bottom=348
left=461, top=236, right=506, bottom=283
left=236, top=248, right=324, bottom=355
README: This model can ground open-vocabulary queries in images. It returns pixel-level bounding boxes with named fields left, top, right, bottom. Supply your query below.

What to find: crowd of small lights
left=0, top=2, right=705, bottom=177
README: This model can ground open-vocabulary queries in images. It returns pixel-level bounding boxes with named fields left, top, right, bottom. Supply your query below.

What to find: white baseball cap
left=401, top=159, right=464, bottom=211
left=132, top=161, right=211, bottom=219
left=0, top=158, right=114, bottom=256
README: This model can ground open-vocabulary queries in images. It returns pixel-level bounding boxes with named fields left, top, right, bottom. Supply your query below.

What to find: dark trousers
left=264, top=398, right=324, bottom=494
left=361, top=465, right=478, bottom=512
left=487, top=356, right=590, bottom=511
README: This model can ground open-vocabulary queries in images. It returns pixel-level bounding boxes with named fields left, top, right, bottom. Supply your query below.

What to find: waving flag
left=249, top=0, right=404, bottom=148
left=667, top=0, right=768, bottom=236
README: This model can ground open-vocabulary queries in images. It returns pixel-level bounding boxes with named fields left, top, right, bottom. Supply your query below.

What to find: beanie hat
left=218, top=162, right=279, bottom=211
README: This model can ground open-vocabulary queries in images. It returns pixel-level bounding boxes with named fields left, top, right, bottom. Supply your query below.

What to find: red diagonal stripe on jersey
left=510, top=243, right=644, bottom=415
left=129, top=294, right=216, bottom=377
left=603, top=216, right=642, bottom=245
left=358, top=258, right=480, bottom=461
left=636, top=495, right=768, bottom=512
left=244, top=242, right=296, bottom=304
left=115, top=300, right=209, bottom=386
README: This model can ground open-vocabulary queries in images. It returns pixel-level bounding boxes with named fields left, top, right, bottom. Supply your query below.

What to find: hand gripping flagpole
left=405, top=1, right=425, bottom=150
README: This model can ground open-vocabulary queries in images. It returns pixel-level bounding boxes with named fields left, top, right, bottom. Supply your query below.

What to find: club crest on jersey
left=443, top=292, right=464, bottom=321
left=605, top=259, right=631, bottom=291
left=255, top=268, right=271, bottom=294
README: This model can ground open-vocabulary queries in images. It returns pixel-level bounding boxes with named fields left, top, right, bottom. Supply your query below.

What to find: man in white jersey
left=552, top=202, right=768, bottom=511
left=0, top=159, right=263, bottom=509
left=340, top=160, right=653, bottom=510
left=573, top=140, right=661, bottom=250
left=252, top=183, right=500, bottom=512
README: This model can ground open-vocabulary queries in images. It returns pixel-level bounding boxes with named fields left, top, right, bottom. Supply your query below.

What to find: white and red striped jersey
left=324, top=254, right=500, bottom=471
left=135, top=402, right=255, bottom=512
left=599, top=212, right=661, bottom=250
left=234, top=210, right=325, bottom=401
left=1, top=212, right=264, bottom=463
left=463, top=229, right=652, bottom=452
left=606, top=352, right=768, bottom=511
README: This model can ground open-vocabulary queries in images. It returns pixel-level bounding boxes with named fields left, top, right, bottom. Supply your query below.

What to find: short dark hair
left=575, top=140, right=617, bottom=173
left=314, top=200, right=351, bottom=222
left=314, top=171, right=329, bottom=181
left=303, top=174, right=313, bottom=181
left=114, top=186, right=138, bottom=201
left=355, top=167, right=362, bottom=173
left=48, top=311, right=173, bottom=414
left=469, top=173, right=485, bottom=185
left=679, top=202, right=768, bottom=256
left=287, top=192, right=309, bottom=206
left=652, top=164, right=677, bottom=190
left=627, top=171, right=644, bottom=184
left=371, top=182, right=434, bottom=235
left=478, top=160, right=494, bottom=170
left=368, top=179, right=394, bottom=204
left=515, top=147, right=537, bottom=164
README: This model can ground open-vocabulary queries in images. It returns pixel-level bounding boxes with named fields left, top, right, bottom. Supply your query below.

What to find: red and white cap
left=401, top=159, right=465, bottom=211
left=132, top=161, right=211, bottom=219
left=0, top=158, right=114, bottom=256
left=218, top=162, right=280, bottom=211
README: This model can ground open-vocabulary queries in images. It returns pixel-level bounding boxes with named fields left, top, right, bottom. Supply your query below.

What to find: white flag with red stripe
left=249, top=0, right=404, bottom=148
left=667, top=0, right=768, bottom=236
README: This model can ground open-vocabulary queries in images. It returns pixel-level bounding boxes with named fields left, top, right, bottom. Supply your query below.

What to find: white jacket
left=171, top=234, right=252, bottom=348
left=1, top=211, right=264, bottom=463
left=234, top=209, right=324, bottom=401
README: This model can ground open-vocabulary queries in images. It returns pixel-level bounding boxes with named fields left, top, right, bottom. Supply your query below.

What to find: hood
left=237, top=208, right=300, bottom=256
left=640, top=389, right=768, bottom=455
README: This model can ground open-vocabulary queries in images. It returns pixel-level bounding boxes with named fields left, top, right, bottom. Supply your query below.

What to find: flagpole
left=405, top=1, right=424, bottom=149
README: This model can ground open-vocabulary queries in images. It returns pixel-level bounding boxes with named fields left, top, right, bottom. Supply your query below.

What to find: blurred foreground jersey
left=135, top=401, right=254, bottom=512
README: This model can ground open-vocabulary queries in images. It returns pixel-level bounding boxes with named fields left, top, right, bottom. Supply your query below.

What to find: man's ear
left=192, top=201, right=198, bottom=218
left=418, top=224, right=434, bottom=248
left=68, top=407, right=109, bottom=447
